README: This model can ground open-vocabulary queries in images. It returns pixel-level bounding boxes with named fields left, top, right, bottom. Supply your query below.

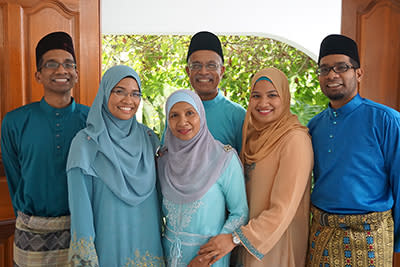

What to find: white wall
left=101, top=0, right=341, bottom=60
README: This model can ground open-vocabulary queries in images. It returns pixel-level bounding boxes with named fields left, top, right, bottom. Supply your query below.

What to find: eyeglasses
left=41, top=61, right=76, bottom=70
left=188, top=62, right=220, bottom=71
left=317, top=63, right=356, bottom=76
left=111, top=89, right=142, bottom=99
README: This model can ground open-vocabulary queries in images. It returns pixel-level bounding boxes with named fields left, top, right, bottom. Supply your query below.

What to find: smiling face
left=168, top=101, right=201, bottom=141
left=185, top=50, right=225, bottom=101
left=35, top=49, right=78, bottom=95
left=107, top=77, right=141, bottom=120
left=318, top=54, right=363, bottom=109
left=249, top=80, right=283, bottom=125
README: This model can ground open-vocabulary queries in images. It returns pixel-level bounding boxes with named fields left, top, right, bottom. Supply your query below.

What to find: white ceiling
left=101, top=0, right=342, bottom=60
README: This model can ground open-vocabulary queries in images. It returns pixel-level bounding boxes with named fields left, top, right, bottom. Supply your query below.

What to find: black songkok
left=36, top=31, right=76, bottom=69
left=187, top=31, right=224, bottom=63
left=318, top=34, right=360, bottom=65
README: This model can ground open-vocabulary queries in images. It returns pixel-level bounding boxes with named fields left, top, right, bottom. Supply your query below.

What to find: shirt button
left=329, top=134, right=333, bottom=138
left=57, top=145, right=61, bottom=149
left=328, top=149, right=332, bottom=153
left=56, top=123, right=60, bottom=127
left=56, top=113, right=60, bottom=116
left=333, top=121, right=337, bottom=125
left=56, top=134, right=60, bottom=137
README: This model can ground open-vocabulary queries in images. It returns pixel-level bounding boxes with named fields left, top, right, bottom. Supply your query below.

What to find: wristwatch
left=232, top=232, right=241, bottom=246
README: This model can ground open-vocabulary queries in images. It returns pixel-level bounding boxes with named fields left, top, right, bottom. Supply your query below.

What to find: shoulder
left=307, top=109, right=328, bottom=128
left=279, top=129, right=313, bottom=159
left=70, top=129, right=93, bottom=150
left=283, top=128, right=312, bottom=146
left=220, top=96, right=246, bottom=112
left=2, top=102, right=40, bottom=127
left=137, top=123, right=158, bottom=138
left=75, top=103, right=89, bottom=112
left=74, top=103, right=90, bottom=117
left=137, top=122, right=160, bottom=148
left=213, top=96, right=246, bottom=122
left=220, top=144, right=241, bottom=167
left=361, top=98, right=400, bottom=119
left=4, top=102, right=39, bottom=117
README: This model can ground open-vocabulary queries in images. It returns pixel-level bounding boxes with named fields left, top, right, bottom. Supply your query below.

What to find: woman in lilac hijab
left=157, top=89, right=248, bottom=266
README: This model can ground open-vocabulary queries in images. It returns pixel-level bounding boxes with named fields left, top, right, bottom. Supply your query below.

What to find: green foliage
left=102, top=34, right=329, bottom=135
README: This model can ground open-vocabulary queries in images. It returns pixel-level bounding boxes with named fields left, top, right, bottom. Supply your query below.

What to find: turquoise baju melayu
left=67, top=65, right=164, bottom=266
left=1, top=98, right=88, bottom=217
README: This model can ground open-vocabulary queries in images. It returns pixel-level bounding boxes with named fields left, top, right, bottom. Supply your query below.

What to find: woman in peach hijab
left=199, top=67, right=313, bottom=266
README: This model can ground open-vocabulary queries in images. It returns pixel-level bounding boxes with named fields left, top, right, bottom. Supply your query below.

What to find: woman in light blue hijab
left=158, top=89, right=248, bottom=267
left=67, top=65, right=164, bottom=266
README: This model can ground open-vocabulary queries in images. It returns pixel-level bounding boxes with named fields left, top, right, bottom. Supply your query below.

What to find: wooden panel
left=0, top=4, right=3, bottom=124
left=24, top=2, right=79, bottom=104
left=0, top=219, right=15, bottom=267
left=357, top=0, right=400, bottom=110
left=78, top=0, right=101, bottom=105
left=0, top=178, right=13, bottom=221
left=342, top=0, right=400, bottom=111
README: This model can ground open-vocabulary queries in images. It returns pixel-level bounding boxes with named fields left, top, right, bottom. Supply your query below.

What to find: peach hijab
left=240, top=67, right=308, bottom=164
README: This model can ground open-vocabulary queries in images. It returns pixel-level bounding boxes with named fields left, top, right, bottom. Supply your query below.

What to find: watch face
left=233, top=234, right=240, bottom=245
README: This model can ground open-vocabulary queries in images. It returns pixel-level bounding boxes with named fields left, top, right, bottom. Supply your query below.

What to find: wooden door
left=342, top=0, right=400, bottom=111
left=0, top=1, right=101, bottom=266
left=342, top=1, right=400, bottom=265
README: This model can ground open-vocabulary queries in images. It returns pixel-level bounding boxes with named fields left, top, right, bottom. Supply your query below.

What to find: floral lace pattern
left=222, top=215, right=248, bottom=233
left=163, top=198, right=203, bottom=231
left=69, top=232, right=99, bottom=267
left=124, top=250, right=165, bottom=267
left=70, top=232, right=165, bottom=267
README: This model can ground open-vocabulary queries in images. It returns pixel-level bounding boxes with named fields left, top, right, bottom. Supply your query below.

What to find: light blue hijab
left=67, top=65, right=157, bottom=206
left=158, top=89, right=235, bottom=203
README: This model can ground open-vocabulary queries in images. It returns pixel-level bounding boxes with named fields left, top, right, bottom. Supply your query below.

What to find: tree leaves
left=102, top=34, right=328, bottom=136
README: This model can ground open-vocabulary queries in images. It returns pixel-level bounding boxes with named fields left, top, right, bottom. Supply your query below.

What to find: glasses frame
left=317, top=63, right=356, bottom=76
left=111, top=89, right=142, bottom=99
left=40, top=61, right=77, bottom=71
left=188, top=62, right=221, bottom=71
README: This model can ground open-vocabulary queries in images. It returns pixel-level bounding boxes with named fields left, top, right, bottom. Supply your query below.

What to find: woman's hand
left=188, top=255, right=211, bottom=267
left=197, top=233, right=237, bottom=265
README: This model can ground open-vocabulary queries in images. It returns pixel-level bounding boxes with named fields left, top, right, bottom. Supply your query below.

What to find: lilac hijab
left=158, top=89, right=234, bottom=203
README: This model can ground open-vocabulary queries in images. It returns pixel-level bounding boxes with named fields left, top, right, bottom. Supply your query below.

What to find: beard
left=326, top=92, right=345, bottom=100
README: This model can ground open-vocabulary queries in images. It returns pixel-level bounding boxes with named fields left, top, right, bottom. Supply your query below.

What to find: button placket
left=328, top=110, right=339, bottom=153
left=55, top=112, right=63, bottom=152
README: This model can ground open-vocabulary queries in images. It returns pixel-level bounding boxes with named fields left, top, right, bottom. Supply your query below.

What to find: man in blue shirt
left=306, top=34, right=400, bottom=266
left=184, top=31, right=246, bottom=153
left=1, top=32, right=89, bottom=266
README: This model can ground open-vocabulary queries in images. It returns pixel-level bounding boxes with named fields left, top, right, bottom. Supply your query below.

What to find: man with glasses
left=1, top=31, right=89, bottom=266
left=306, top=34, right=400, bottom=266
left=184, top=31, right=246, bottom=152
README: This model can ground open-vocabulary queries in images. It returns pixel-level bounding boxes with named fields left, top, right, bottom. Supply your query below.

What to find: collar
left=40, top=97, right=76, bottom=116
left=328, top=94, right=362, bottom=119
left=201, top=89, right=223, bottom=108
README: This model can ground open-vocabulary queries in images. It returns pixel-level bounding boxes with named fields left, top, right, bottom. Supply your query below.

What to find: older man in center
left=185, top=31, right=245, bottom=152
